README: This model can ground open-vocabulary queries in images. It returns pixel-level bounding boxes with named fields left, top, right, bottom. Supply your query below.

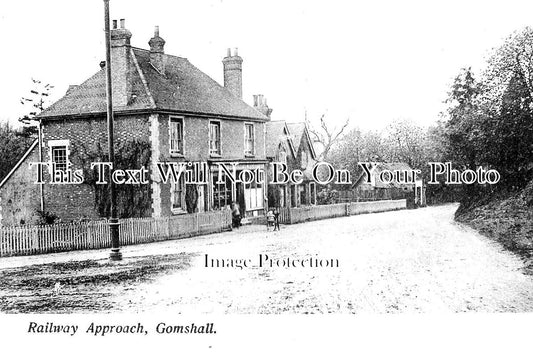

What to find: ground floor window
left=299, top=184, right=307, bottom=205
left=171, top=175, right=185, bottom=212
left=213, top=174, right=233, bottom=210
left=290, top=185, right=297, bottom=207
left=244, top=181, right=264, bottom=211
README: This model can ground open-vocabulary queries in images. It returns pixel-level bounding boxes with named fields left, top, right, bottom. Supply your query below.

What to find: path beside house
left=1, top=204, right=533, bottom=313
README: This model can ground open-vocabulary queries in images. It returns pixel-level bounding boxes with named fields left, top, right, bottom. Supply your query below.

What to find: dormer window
left=169, top=117, right=183, bottom=155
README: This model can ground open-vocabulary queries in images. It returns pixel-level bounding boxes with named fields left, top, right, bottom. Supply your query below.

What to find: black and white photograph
left=0, top=0, right=532, bottom=354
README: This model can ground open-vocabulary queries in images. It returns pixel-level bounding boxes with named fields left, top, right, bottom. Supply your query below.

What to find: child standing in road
left=273, top=207, right=280, bottom=231
left=266, top=209, right=275, bottom=231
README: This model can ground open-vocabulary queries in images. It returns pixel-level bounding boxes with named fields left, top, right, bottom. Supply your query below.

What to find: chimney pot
left=222, top=48, right=243, bottom=99
left=253, top=94, right=272, bottom=118
left=234, top=47, right=239, bottom=56
left=226, top=48, right=231, bottom=57
left=109, top=19, right=132, bottom=106
left=149, top=26, right=166, bottom=73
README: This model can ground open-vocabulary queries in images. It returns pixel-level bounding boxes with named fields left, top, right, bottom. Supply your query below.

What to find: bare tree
left=305, top=111, right=349, bottom=161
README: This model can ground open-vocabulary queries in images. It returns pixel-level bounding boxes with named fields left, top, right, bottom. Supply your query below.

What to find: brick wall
left=42, top=115, right=150, bottom=153
left=156, top=114, right=267, bottom=216
left=157, top=114, right=266, bottom=161
left=40, top=114, right=151, bottom=221
left=3, top=113, right=267, bottom=224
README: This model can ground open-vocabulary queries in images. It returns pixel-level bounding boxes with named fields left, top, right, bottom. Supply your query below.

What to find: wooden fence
left=0, top=210, right=232, bottom=257
left=278, top=199, right=406, bottom=224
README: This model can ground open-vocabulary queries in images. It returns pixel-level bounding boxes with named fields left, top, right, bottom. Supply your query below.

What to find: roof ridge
left=131, top=47, right=188, bottom=61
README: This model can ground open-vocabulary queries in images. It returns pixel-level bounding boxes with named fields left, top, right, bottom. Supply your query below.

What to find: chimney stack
left=253, top=94, right=273, bottom=118
left=110, top=18, right=132, bottom=106
left=222, top=48, right=243, bottom=99
left=149, top=26, right=166, bottom=74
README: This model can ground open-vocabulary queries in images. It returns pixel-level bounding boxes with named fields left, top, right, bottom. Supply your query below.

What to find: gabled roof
left=39, top=48, right=268, bottom=121
left=265, top=121, right=295, bottom=158
left=286, top=122, right=317, bottom=160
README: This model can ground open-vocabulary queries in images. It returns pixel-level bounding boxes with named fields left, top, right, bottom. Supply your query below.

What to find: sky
left=1, top=0, right=533, bottom=132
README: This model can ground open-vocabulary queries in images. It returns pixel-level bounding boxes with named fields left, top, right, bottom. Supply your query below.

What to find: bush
left=35, top=210, right=59, bottom=225
left=317, top=187, right=339, bottom=205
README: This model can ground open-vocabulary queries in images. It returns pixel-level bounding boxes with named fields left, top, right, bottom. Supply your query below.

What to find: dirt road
left=1, top=204, right=533, bottom=313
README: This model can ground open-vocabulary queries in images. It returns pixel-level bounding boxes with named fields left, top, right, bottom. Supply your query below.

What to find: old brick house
left=266, top=120, right=317, bottom=208
left=0, top=21, right=270, bottom=226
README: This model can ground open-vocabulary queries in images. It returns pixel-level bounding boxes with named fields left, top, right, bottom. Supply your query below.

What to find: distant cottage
left=265, top=121, right=318, bottom=208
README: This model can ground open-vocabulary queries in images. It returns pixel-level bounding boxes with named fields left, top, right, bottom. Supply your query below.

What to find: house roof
left=286, top=122, right=317, bottom=159
left=38, top=47, right=268, bottom=121
left=265, top=121, right=295, bottom=158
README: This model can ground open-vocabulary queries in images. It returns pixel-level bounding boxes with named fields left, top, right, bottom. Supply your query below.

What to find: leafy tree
left=0, top=123, right=35, bottom=181
left=486, top=73, right=533, bottom=186
left=442, top=67, right=482, bottom=170
left=479, top=27, right=533, bottom=184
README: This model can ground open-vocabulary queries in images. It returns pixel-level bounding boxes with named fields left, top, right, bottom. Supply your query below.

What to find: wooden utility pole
left=103, top=0, right=122, bottom=261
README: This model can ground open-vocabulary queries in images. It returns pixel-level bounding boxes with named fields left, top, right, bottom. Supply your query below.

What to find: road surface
left=1, top=204, right=532, bottom=313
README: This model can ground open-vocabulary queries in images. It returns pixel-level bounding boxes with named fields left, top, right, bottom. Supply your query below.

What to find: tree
left=483, top=27, right=533, bottom=106
left=328, top=127, right=386, bottom=184
left=486, top=73, right=533, bottom=186
left=0, top=123, right=35, bottom=182
left=19, top=78, right=54, bottom=125
left=305, top=111, right=349, bottom=161
left=442, top=67, right=482, bottom=170
left=480, top=28, right=533, bottom=186
left=383, top=119, right=427, bottom=169
left=0, top=79, right=54, bottom=182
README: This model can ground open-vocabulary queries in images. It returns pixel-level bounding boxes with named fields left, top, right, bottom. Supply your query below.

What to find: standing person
left=231, top=201, right=241, bottom=228
left=273, top=207, right=280, bottom=231
left=266, top=209, right=275, bottom=231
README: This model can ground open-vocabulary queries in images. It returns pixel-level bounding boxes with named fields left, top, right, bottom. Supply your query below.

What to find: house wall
left=266, top=131, right=317, bottom=208
left=156, top=114, right=267, bottom=215
left=1, top=113, right=267, bottom=224
left=40, top=114, right=151, bottom=221
left=0, top=145, right=41, bottom=226
left=157, top=114, right=266, bottom=160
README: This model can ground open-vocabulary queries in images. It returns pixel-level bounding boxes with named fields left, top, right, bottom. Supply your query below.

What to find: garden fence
left=0, top=210, right=232, bottom=257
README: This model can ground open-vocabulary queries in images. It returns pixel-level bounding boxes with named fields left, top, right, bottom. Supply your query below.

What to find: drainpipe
left=38, top=118, right=45, bottom=212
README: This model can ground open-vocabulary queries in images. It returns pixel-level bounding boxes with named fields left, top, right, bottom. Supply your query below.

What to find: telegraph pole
left=103, top=0, right=122, bottom=261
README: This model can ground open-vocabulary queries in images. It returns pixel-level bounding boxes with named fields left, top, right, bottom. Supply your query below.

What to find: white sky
left=1, top=0, right=532, bottom=131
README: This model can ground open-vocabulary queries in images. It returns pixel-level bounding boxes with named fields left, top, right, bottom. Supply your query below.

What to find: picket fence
left=0, top=210, right=232, bottom=257
left=278, top=199, right=406, bottom=224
